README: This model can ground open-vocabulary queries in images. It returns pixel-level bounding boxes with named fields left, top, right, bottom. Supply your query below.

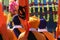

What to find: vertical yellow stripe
left=46, top=14, right=49, bottom=22
left=42, top=0, right=44, bottom=13
left=33, top=6, right=35, bottom=13
left=46, top=0, right=49, bottom=11
left=55, top=6, right=58, bottom=11
left=38, top=5, right=40, bottom=12
left=46, top=0, right=49, bottom=22
left=47, top=4, right=49, bottom=11
left=29, top=7, right=31, bottom=13
left=42, top=6, right=44, bottom=13
left=52, top=4, right=55, bottom=11
left=46, top=0, right=49, bottom=2
left=54, top=0, right=56, bottom=3
left=38, top=0, right=40, bottom=3
left=38, top=0, right=40, bottom=12
left=56, top=14, right=58, bottom=22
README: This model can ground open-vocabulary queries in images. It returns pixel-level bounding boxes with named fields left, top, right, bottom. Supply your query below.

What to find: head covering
left=29, top=15, right=40, bottom=29
left=9, top=1, right=18, bottom=13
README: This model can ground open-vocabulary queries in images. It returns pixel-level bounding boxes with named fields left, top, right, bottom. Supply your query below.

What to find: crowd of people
left=0, top=0, right=59, bottom=40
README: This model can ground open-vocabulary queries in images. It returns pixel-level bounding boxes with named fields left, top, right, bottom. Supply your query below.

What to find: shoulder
left=13, top=14, right=18, bottom=19
left=12, top=14, right=19, bottom=21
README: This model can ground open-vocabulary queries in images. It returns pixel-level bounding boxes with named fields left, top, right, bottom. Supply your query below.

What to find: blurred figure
left=38, top=18, right=55, bottom=40
left=0, top=3, right=10, bottom=40
left=38, top=18, right=47, bottom=29
left=18, top=15, right=46, bottom=40
left=9, top=0, right=18, bottom=16
left=7, top=0, right=18, bottom=28
left=12, top=6, right=26, bottom=38
left=13, top=6, right=26, bottom=25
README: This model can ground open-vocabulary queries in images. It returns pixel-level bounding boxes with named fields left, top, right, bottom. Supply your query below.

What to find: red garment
left=0, top=3, right=3, bottom=15
left=9, top=1, right=18, bottom=12
left=56, top=0, right=60, bottom=39
left=19, top=0, right=26, bottom=6
left=19, top=0, right=29, bottom=37
left=0, top=3, right=7, bottom=28
left=0, top=3, right=9, bottom=40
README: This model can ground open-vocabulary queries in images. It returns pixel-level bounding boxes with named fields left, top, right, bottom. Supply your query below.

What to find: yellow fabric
left=29, top=7, right=31, bottom=13
left=33, top=6, right=35, bottom=13
left=47, top=4, right=49, bottom=11
left=46, top=14, right=49, bottom=22
left=42, top=6, right=44, bottom=13
left=52, top=4, right=55, bottom=11
left=46, top=0, right=49, bottom=2
left=55, top=5, right=58, bottom=11
left=29, top=15, right=40, bottom=29
left=54, top=0, right=56, bottom=2
left=38, top=0, right=40, bottom=3
left=53, top=14, right=58, bottom=22
left=38, top=5, right=40, bottom=12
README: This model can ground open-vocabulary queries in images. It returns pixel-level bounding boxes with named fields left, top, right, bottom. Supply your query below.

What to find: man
left=7, top=0, right=18, bottom=28
left=13, top=6, right=26, bottom=25
left=12, top=6, right=26, bottom=38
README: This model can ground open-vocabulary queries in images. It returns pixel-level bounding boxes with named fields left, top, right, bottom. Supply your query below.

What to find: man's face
left=18, top=8, right=26, bottom=19
left=19, top=8, right=25, bottom=15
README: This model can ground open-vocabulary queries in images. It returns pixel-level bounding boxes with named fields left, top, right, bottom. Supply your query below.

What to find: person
left=38, top=18, right=47, bottom=29
left=12, top=6, right=26, bottom=38
left=9, top=0, right=18, bottom=16
left=18, top=15, right=46, bottom=40
left=12, top=6, right=26, bottom=25
left=38, top=18, right=55, bottom=40
left=7, top=0, right=18, bottom=28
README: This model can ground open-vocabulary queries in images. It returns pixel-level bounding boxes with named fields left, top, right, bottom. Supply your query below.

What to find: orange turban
left=28, top=15, right=40, bottom=29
